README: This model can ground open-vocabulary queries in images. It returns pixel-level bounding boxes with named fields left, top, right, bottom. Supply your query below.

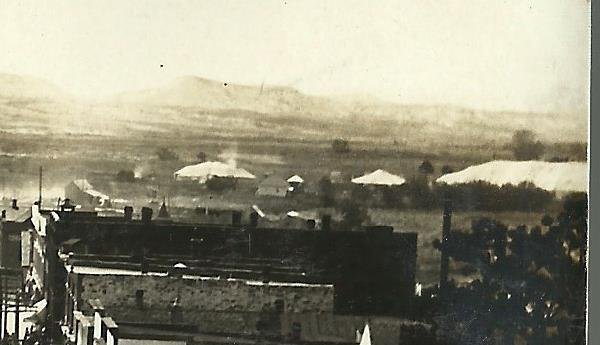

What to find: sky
left=0, top=0, right=590, bottom=115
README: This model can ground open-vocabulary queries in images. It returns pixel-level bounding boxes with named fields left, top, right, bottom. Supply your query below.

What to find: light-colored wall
left=78, top=273, right=333, bottom=317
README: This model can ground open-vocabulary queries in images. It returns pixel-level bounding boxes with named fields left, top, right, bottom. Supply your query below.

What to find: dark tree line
left=432, top=193, right=587, bottom=344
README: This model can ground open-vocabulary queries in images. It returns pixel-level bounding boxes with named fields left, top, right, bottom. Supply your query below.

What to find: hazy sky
left=0, top=0, right=590, bottom=114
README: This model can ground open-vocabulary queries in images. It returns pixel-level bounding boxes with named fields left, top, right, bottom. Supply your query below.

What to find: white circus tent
left=351, top=169, right=406, bottom=186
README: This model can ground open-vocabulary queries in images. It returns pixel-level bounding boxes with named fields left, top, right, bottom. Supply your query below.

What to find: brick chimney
left=124, top=206, right=133, bottom=221
left=321, top=214, right=331, bottom=231
left=141, top=207, right=153, bottom=224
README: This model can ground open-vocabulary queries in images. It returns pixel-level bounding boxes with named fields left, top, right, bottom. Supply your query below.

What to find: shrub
left=205, top=176, right=236, bottom=191
left=319, top=177, right=336, bottom=207
left=511, top=130, right=544, bottom=160
left=116, top=170, right=135, bottom=182
left=156, top=147, right=179, bottom=161
left=436, top=181, right=554, bottom=212
left=332, top=138, right=350, bottom=154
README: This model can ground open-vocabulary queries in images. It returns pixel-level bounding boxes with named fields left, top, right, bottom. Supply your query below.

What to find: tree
left=339, top=199, right=369, bottom=231
left=441, top=165, right=454, bottom=175
left=418, top=160, right=434, bottom=175
left=116, top=169, right=135, bottom=182
left=318, top=177, right=336, bottom=207
left=511, top=130, right=544, bottom=160
left=156, top=147, right=178, bottom=161
left=332, top=139, right=350, bottom=154
left=205, top=176, right=236, bottom=191
left=196, top=151, right=207, bottom=162
left=432, top=194, right=587, bottom=344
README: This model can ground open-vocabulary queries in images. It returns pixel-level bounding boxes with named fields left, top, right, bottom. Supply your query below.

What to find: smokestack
left=141, top=207, right=153, bottom=224
left=124, top=206, right=133, bottom=221
left=11, top=199, right=18, bottom=210
left=321, top=214, right=331, bottom=231
left=439, top=197, right=452, bottom=293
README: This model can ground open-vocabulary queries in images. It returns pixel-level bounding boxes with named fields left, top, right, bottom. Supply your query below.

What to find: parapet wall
left=77, top=273, right=334, bottom=316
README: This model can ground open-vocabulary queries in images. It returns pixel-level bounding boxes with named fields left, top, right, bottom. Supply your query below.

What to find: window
left=135, top=290, right=144, bottom=308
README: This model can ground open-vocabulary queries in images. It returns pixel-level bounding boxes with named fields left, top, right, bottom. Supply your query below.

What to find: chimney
left=232, top=211, right=242, bottom=226
left=321, top=214, right=331, bottom=231
left=249, top=211, right=259, bottom=228
left=61, top=198, right=75, bottom=212
left=124, top=206, right=133, bottom=221
left=11, top=199, right=18, bottom=210
left=141, top=207, right=153, bottom=224
left=1, top=210, right=5, bottom=219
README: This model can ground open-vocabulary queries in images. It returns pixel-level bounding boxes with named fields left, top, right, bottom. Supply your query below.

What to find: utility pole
left=2, top=284, right=7, bottom=339
left=14, top=291, right=20, bottom=340
left=38, top=166, right=43, bottom=207
left=0, top=272, right=3, bottom=340
left=439, top=196, right=452, bottom=294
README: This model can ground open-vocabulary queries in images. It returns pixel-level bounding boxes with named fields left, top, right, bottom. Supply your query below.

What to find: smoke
left=134, top=165, right=145, bottom=179
left=218, top=144, right=239, bottom=170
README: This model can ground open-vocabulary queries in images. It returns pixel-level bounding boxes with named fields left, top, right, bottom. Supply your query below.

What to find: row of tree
left=430, top=193, right=587, bottom=344
left=319, top=177, right=556, bottom=212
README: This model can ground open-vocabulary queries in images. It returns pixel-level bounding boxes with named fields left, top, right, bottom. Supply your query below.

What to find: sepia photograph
left=0, top=1, right=590, bottom=344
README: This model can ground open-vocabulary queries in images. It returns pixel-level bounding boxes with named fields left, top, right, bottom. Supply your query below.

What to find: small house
left=287, top=175, right=304, bottom=192
left=65, top=179, right=111, bottom=210
left=256, top=175, right=289, bottom=198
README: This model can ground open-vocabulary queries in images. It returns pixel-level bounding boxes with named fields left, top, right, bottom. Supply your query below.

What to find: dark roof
left=258, top=175, right=288, bottom=189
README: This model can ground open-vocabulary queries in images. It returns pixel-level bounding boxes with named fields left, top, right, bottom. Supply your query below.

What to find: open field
left=1, top=128, right=566, bottom=288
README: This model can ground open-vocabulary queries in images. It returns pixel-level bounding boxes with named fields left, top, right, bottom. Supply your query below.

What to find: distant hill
left=111, top=75, right=352, bottom=117
left=0, top=73, right=68, bottom=100
left=0, top=73, right=588, bottom=145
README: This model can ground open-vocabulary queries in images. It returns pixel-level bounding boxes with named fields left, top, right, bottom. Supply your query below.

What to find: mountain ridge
left=0, top=73, right=588, bottom=144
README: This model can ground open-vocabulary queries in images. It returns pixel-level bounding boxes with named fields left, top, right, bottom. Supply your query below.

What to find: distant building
left=65, top=179, right=111, bottom=210
left=287, top=175, right=304, bottom=192
left=256, top=175, right=289, bottom=197
left=17, top=205, right=418, bottom=343
left=0, top=199, right=32, bottom=269
left=330, top=171, right=348, bottom=184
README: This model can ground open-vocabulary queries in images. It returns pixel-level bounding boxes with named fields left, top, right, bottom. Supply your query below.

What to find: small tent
left=351, top=169, right=406, bottom=186
left=287, top=175, right=304, bottom=184
left=359, top=324, right=371, bottom=345
left=174, top=161, right=256, bottom=183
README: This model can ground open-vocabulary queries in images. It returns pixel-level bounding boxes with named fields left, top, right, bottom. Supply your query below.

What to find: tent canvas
left=436, top=160, right=587, bottom=193
left=174, top=161, right=256, bottom=182
left=359, top=324, right=371, bottom=345
left=351, top=169, right=406, bottom=186
left=287, top=175, right=304, bottom=183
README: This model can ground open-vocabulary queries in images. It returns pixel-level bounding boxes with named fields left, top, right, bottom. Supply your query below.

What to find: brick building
left=17, top=204, right=418, bottom=343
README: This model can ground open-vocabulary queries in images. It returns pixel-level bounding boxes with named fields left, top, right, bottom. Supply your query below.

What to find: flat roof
left=66, top=264, right=333, bottom=288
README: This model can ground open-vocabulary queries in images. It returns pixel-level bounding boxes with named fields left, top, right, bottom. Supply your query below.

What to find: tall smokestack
left=38, top=166, right=43, bottom=207
left=439, top=197, right=452, bottom=293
